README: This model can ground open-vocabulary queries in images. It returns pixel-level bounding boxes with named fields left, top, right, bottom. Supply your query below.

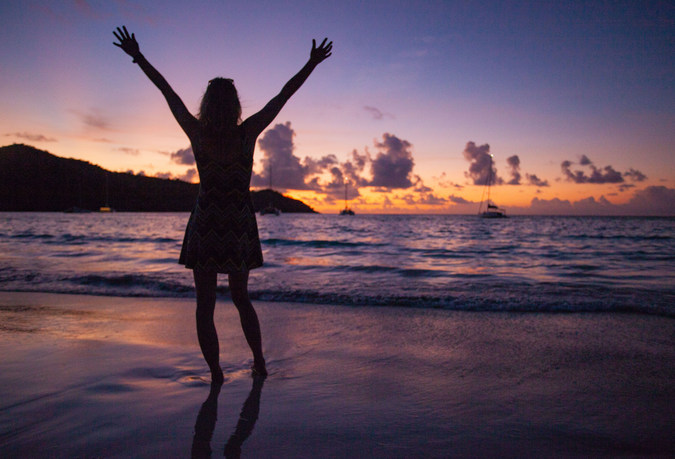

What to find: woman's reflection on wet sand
left=191, top=375, right=265, bottom=459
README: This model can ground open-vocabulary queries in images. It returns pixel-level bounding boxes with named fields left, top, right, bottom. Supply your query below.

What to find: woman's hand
left=310, top=38, right=333, bottom=65
left=113, top=26, right=141, bottom=60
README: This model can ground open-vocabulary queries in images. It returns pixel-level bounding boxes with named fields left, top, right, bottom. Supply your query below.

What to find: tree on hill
left=0, top=144, right=317, bottom=213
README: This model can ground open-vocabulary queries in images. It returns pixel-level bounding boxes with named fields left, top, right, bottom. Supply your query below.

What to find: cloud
left=560, top=156, right=631, bottom=184
left=462, top=141, right=501, bottom=186
left=177, top=168, right=198, bottom=183
left=5, top=132, right=57, bottom=142
left=117, top=147, right=139, bottom=155
left=363, top=106, right=394, bottom=120
left=624, top=168, right=647, bottom=182
left=246, top=126, right=425, bottom=206
left=527, top=186, right=675, bottom=216
left=70, top=109, right=110, bottom=131
left=396, top=175, right=446, bottom=206
left=622, top=186, right=675, bottom=215
left=369, top=133, right=415, bottom=188
left=506, top=155, right=521, bottom=185
left=402, top=192, right=446, bottom=206
left=251, top=122, right=319, bottom=190
left=529, top=195, right=615, bottom=215
left=526, top=173, right=549, bottom=187
left=449, top=195, right=474, bottom=205
left=170, top=147, right=195, bottom=165
left=150, top=168, right=198, bottom=183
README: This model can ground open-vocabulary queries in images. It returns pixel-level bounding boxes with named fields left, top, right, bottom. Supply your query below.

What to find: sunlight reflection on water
left=1, top=213, right=673, bottom=313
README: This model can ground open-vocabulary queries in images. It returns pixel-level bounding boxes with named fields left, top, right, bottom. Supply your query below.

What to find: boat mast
left=486, top=154, right=493, bottom=207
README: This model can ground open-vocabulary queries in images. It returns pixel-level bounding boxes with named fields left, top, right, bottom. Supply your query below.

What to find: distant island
left=0, top=144, right=317, bottom=213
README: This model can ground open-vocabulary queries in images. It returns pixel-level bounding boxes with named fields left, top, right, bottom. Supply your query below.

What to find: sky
left=1, top=0, right=674, bottom=215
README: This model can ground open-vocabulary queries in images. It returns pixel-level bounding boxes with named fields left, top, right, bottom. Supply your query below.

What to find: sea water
left=0, top=212, right=673, bottom=316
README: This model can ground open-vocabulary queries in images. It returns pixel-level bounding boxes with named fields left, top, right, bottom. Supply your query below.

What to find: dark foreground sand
left=0, top=292, right=673, bottom=458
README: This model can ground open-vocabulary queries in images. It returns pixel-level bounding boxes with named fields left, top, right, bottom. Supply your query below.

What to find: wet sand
left=0, top=292, right=673, bottom=458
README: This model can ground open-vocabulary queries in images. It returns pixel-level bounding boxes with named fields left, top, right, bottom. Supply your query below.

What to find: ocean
left=1, top=212, right=673, bottom=316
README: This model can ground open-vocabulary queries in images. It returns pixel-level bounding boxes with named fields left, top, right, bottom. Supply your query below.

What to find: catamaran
left=478, top=154, right=506, bottom=218
left=260, top=165, right=281, bottom=216
left=339, top=181, right=355, bottom=215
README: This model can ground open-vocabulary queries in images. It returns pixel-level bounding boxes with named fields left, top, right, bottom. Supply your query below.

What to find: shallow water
left=1, top=293, right=673, bottom=458
left=1, top=213, right=673, bottom=315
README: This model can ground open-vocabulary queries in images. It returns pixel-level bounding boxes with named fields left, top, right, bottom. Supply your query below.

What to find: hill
left=0, top=144, right=317, bottom=213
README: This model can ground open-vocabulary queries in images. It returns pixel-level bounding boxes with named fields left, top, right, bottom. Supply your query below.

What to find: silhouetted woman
left=113, top=26, right=332, bottom=382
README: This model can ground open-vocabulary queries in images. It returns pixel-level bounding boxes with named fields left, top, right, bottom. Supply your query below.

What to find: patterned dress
left=145, top=68, right=286, bottom=273
left=178, top=128, right=263, bottom=273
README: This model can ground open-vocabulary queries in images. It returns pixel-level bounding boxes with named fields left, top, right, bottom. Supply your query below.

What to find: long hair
left=198, top=78, right=242, bottom=134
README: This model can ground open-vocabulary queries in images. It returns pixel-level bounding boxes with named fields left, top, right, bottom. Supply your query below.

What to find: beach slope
left=0, top=292, right=673, bottom=457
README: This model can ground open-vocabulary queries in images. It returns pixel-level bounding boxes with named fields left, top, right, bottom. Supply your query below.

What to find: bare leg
left=228, top=271, right=267, bottom=376
left=194, top=269, right=224, bottom=385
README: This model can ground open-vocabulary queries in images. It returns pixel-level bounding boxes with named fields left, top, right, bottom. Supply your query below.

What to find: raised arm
left=243, top=38, right=333, bottom=138
left=113, top=26, right=199, bottom=138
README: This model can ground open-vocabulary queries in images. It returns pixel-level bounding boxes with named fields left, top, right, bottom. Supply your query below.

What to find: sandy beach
left=0, top=292, right=673, bottom=458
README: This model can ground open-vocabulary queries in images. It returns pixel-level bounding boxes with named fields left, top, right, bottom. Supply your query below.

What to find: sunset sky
left=1, top=0, right=673, bottom=215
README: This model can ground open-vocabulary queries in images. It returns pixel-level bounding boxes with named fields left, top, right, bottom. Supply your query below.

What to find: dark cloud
left=506, top=155, right=521, bottom=185
left=363, top=106, right=394, bottom=120
left=434, top=172, right=463, bottom=190
left=526, top=173, right=549, bottom=187
left=462, top=142, right=501, bottom=186
left=396, top=175, right=446, bottom=207
left=402, top=192, right=446, bottom=206
left=412, top=175, right=433, bottom=193
left=623, top=186, right=675, bottom=215
left=530, top=195, right=614, bottom=215
left=252, top=122, right=313, bottom=190
left=370, top=133, right=415, bottom=188
left=304, top=154, right=338, bottom=175
left=624, top=168, right=647, bottom=182
left=170, top=147, right=195, bottom=165
left=5, top=132, right=57, bottom=142
left=150, top=168, right=197, bottom=183
left=449, top=195, right=473, bottom=204
left=561, top=156, right=625, bottom=184
left=246, top=127, right=421, bottom=205
left=527, top=186, right=675, bottom=216
left=178, top=168, right=198, bottom=183
left=364, top=106, right=384, bottom=120
left=78, top=110, right=109, bottom=130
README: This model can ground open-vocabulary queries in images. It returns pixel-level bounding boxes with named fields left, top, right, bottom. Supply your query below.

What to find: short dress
left=178, top=127, right=263, bottom=273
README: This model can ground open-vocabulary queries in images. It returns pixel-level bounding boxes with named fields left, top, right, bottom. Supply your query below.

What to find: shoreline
left=1, top=291, right=674, bottom=457
left=1, top=287, right=673, bottom=318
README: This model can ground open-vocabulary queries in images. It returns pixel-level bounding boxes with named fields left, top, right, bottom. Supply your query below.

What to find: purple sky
left=1, top=0, right=673, bottom=214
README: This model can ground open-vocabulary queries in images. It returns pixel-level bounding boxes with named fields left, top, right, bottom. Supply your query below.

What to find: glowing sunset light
left=1, top=1, right=673, bottom=215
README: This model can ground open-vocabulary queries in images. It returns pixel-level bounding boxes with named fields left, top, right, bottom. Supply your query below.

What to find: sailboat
left=478, top=154, right=506, bottom=218
left=260, top=165, right=280, bottom=216
left=339, top=181, right=355, bottom=215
